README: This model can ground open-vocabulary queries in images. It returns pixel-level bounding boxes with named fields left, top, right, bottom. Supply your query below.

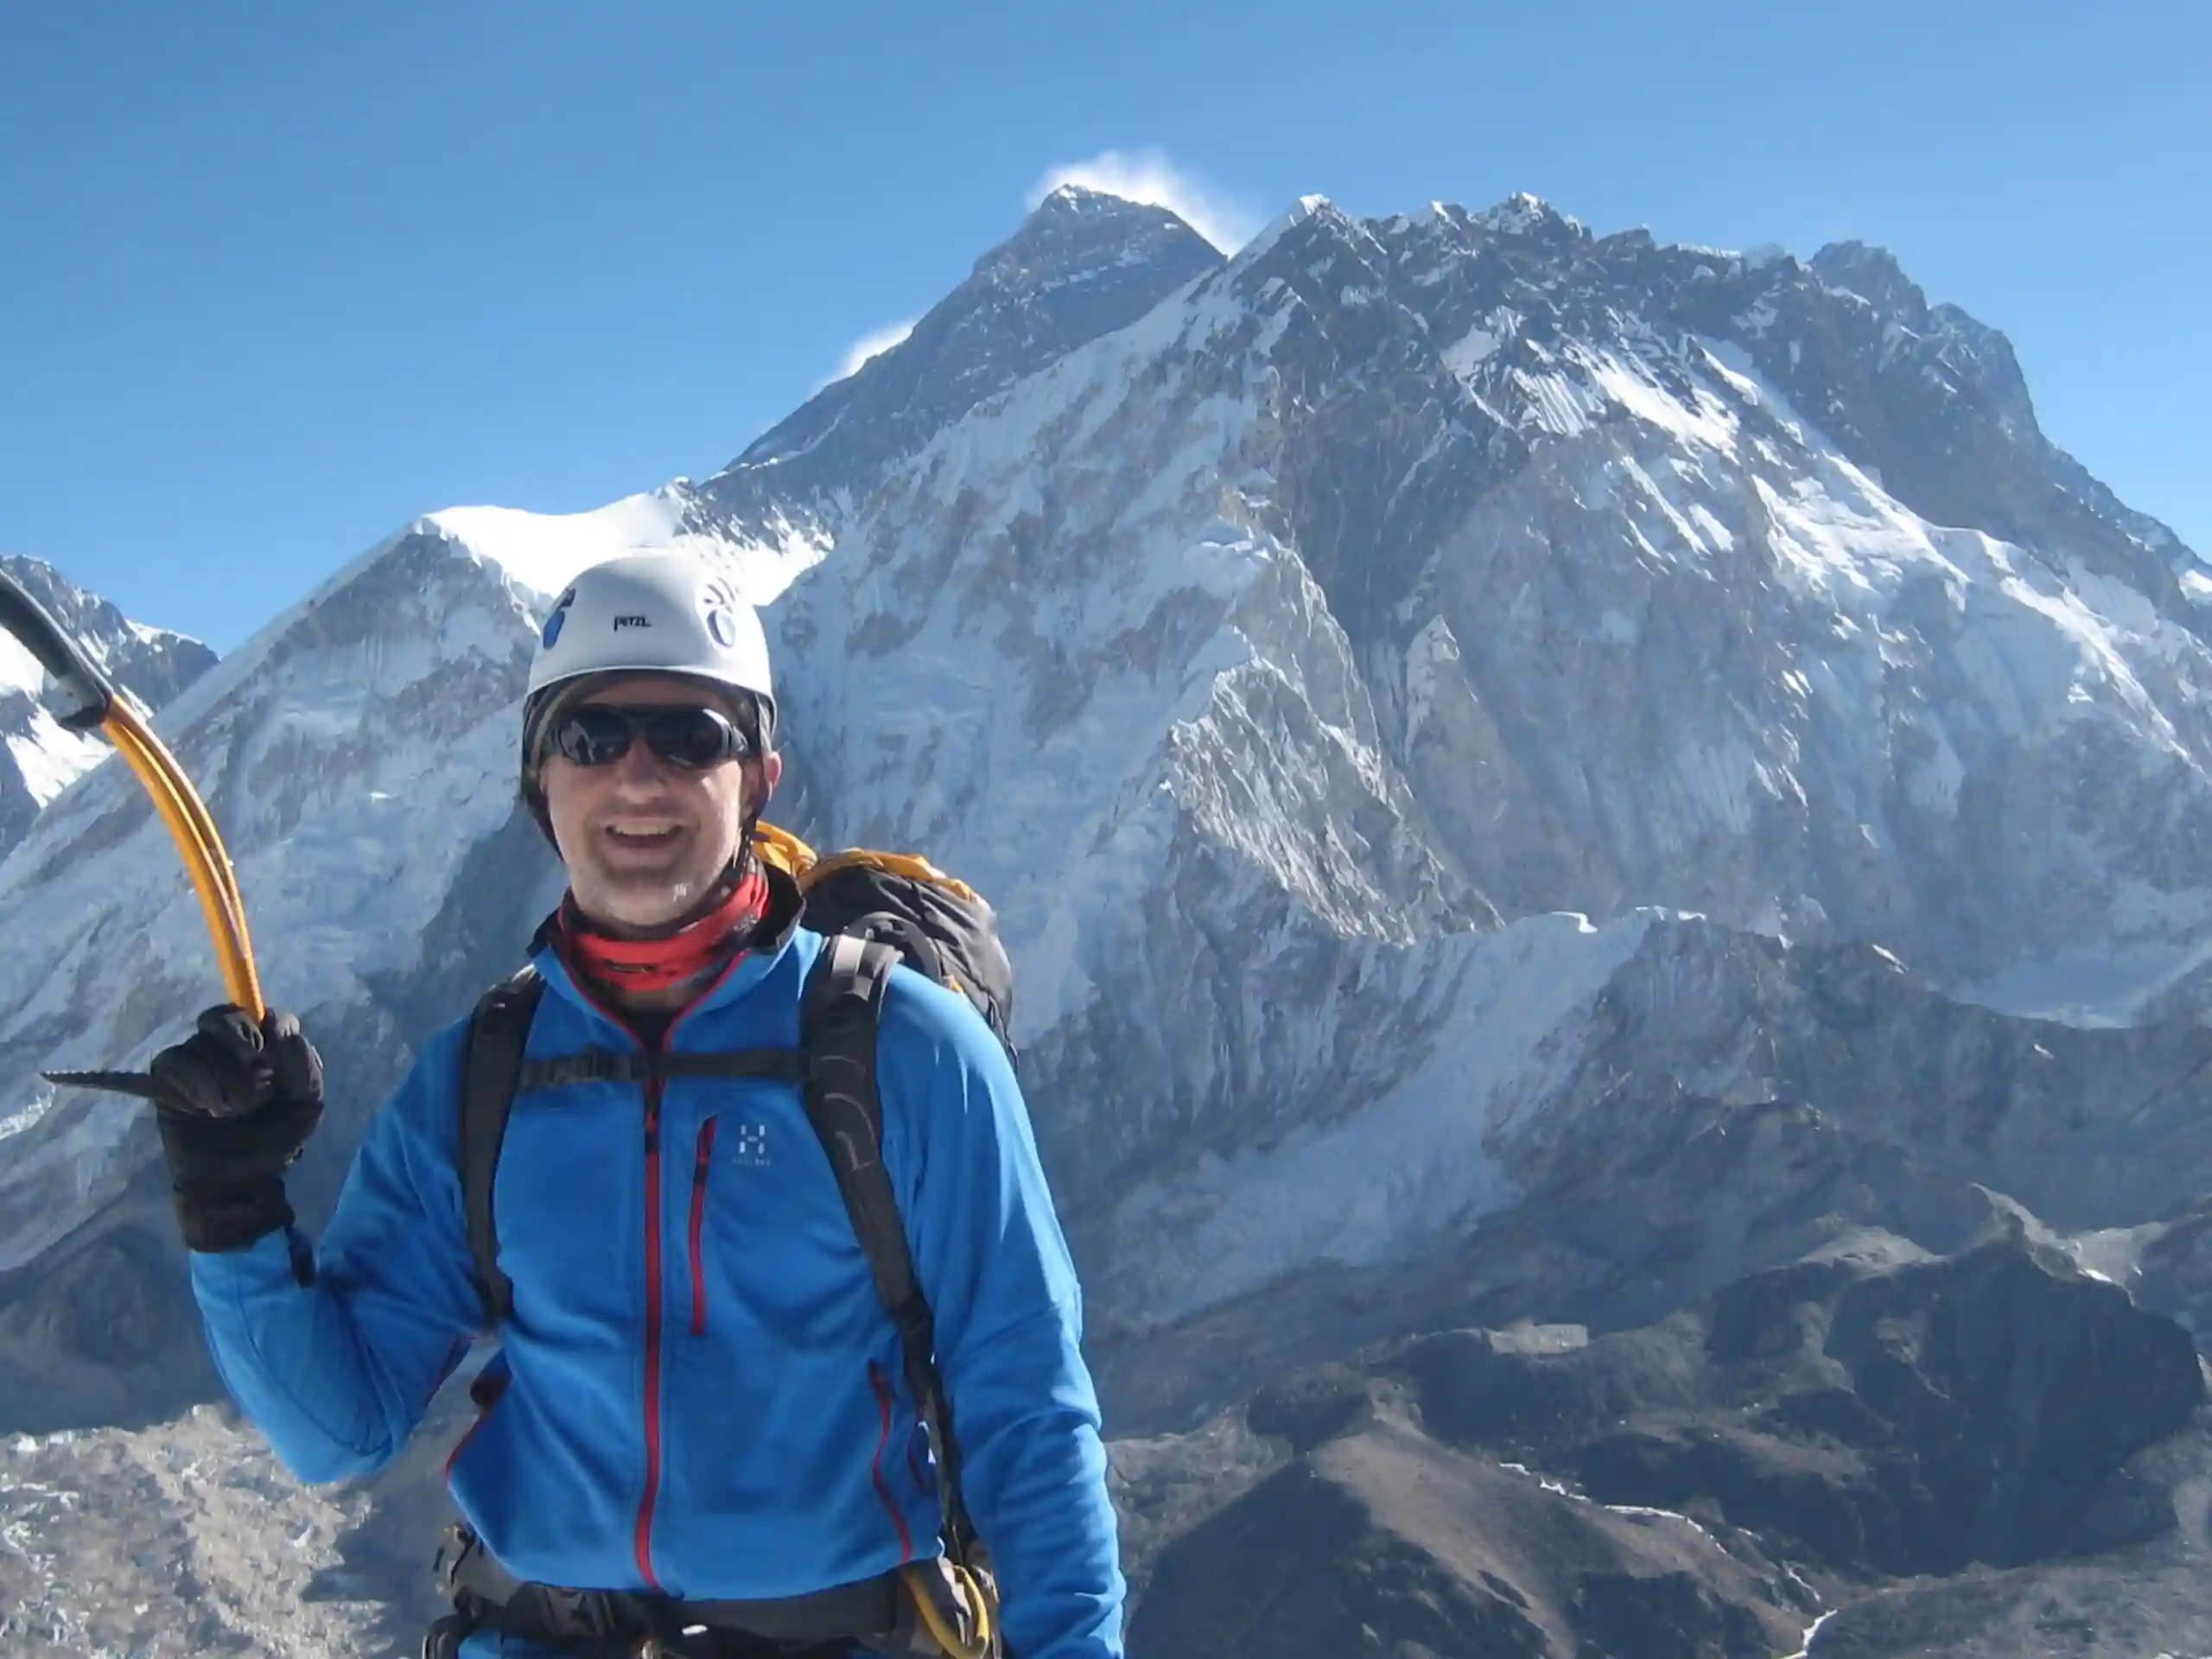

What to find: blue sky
left=3, top=1, right=2205, bottom=649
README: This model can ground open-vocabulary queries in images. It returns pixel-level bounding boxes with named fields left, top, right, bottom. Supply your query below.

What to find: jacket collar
left=529, top=863, right=808, bottom=1044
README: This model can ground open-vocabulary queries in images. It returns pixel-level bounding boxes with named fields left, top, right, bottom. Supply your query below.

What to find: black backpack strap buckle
left=518, top=1050, right=653, bottom=1090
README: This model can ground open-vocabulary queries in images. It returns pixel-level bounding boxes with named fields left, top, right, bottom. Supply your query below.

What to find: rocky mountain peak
left=1810, top=238, right=1929, bottom=320
left=1228, top=194, right=1358, bottom=270
left=982, top=183, right=1221, bottom=278
left=702, top=187, right=1223, bottom=522
left=1473, top=189, right=1581, bottom=238
left=1029, top=180, right=1200, bottom=232
left=1787, top=238, right=2195, bottom=581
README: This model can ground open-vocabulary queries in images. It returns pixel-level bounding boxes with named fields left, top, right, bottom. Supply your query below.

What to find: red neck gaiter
left=557, top=869, right=771, bottom=995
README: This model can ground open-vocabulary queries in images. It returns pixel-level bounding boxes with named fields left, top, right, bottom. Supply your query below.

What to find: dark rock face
left=0, top=1197, right=218, bottom=1431
left=1129, top=1410, right=1810, bottom=1659
left=1799, top=1416, right=2212, bottom=1659
left=1497, top=921, right=2212, bottom=1241
left=1198, top=200, right=2198, bottom=696
left=1380, top=1241, right=2202, bottom=1579
left=0, top=690, right=48, bottom=857
left=1798, top=243, right=2187, bottom=611
left=1092, top=1073, right=2016, bottom=1445
left=1122, top=1239, right=2201, bottom=1656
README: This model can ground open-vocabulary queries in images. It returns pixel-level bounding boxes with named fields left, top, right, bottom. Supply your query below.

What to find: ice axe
left=0, top=568, right=264, bottom=1020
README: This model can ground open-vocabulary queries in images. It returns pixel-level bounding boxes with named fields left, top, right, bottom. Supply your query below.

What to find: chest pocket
left=678, top=1082, right=887, bottom=1348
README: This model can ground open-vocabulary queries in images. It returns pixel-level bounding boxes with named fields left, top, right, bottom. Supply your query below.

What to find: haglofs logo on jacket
left=732, top=1122, right=770, bottom=1166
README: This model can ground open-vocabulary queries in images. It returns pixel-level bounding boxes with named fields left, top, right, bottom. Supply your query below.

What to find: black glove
left=143, top=1006, right=326, bottom=1252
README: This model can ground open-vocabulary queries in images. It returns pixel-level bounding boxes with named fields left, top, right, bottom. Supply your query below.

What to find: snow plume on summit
left=1027, top=150, right=1261, bottom=253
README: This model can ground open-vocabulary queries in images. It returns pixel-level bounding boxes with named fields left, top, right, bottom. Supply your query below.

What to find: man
left=147, top=551, right=1125, bottom=1657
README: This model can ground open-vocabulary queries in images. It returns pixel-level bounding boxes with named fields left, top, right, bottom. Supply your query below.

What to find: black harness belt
left=429, top=1522, right=975, bottom=1657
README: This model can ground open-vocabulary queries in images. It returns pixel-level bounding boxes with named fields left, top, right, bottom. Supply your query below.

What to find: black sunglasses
left=550, top=704, right=758, bottom=771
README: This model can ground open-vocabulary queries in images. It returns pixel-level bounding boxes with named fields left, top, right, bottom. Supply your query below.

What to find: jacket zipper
left=689, top=1118, right=719, bottom=1337
left=635, top=1071, right=667, bottom=1592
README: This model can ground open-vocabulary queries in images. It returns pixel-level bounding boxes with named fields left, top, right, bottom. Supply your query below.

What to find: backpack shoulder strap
left=460, top=966, right=546, bottom=1327
left=801, top=935, right=982, bottom=1562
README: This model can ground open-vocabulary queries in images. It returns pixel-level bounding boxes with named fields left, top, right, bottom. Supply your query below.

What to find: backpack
left=454, top=823, right=1014, bottom=1590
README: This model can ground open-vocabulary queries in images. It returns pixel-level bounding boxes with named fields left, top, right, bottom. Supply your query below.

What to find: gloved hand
left=145, top=1006, right=325, bottom=1252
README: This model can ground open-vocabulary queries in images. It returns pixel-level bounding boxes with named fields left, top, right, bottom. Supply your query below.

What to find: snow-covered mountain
left=2, top=185, right=2209, bottom=1652
left=0, top=556, right=215, bottom=860
left=3, top=180, right=2208, bottom=1355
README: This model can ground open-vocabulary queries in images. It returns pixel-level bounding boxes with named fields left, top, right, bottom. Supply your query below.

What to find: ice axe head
left=0, top=566, right=263, bottom=1019
left=0, top=568, right=119, bottom=732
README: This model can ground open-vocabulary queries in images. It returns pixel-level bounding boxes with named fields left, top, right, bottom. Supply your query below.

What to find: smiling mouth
left=604, top=823, right=685, bottom=851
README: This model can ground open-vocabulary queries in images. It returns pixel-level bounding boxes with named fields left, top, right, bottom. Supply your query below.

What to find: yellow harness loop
left=900, top=1560, right=998, bottom=1659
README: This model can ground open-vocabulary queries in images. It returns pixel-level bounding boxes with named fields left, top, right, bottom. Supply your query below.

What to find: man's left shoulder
left=874, top=962, right=1017, bottom=1087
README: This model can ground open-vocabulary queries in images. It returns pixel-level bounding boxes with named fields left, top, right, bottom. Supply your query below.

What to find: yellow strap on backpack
left=753, top=821, right=819, bottom=880
left=754, top=823, right=982, bottom=904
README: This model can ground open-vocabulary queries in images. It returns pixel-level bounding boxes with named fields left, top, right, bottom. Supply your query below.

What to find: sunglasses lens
left=552, top=706, right=637, bottom=767
left=642, top=708, right=748, bottom=769
left=548, top=703, right=753, bottom=770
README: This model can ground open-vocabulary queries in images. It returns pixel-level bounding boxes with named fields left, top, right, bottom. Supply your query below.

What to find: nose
left=607, top=732, right=673, bottom=792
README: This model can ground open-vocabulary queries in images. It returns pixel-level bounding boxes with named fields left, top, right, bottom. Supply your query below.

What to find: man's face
left=540, top=674, right=782, bottom=932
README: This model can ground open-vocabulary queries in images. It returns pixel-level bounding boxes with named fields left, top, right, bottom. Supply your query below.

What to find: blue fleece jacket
left=187, top=920, right=1125, bottom=1658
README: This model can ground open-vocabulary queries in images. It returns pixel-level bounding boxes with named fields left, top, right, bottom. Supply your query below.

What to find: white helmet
left=526, top=551, right=776, bottom=735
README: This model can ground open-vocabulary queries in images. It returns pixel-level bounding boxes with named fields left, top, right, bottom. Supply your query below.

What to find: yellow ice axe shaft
left=104, top=699, right=263, bottom=1018
left=0, top=570, right=263, bottom=1019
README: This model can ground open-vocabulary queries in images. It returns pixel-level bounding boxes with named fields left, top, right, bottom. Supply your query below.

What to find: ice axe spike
left=0, top=569, right=264, bottom=1020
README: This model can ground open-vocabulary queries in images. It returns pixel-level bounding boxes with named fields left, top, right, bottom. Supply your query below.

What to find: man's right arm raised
left=188, top=1022, right=484, bottom=1484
